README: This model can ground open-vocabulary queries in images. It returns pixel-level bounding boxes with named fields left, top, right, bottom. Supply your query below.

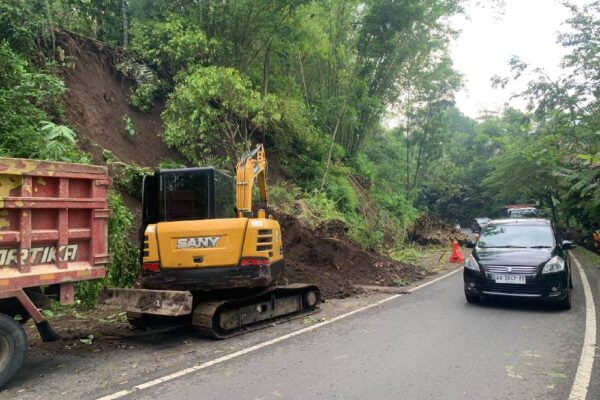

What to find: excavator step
left=192, top=284, right=320, bottom=339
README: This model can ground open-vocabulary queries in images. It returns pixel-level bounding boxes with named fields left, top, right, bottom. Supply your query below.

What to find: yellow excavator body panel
left=143, top=218, right=283, bottom=270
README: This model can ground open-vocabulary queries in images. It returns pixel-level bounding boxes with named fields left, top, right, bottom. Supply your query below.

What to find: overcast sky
left=450, top=0, right=584, bottom=119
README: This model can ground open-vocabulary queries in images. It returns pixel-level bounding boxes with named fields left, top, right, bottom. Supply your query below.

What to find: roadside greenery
left=0, top=1, right=144, bottom=305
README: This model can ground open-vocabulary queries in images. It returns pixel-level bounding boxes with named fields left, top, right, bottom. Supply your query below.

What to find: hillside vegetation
left=1, top=1, right=599, bottom=300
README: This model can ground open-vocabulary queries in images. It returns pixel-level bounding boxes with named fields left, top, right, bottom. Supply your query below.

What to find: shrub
left=122, top=115, right=137, bottom=139
left=159, top=160, right=187, bottom=169
left=39, top=121, right=79, bottom=161
left=76, top=191, right=139, bottom=307
left=113, top=163, right=152, bottom=200
left=130, top=17, right=218, bottom=78
left=0, top=41, right=66, bottom=159
left=116, top=58, right=162, bottom=112
left=300, top=190, right=346, bottom=226
left=162, top=66, right=281, bottom=160
left=323, top=171, right=359, bottom=214
left=269, top=183, right=302, bottom=214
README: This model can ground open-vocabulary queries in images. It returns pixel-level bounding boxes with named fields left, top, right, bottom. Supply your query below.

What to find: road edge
left=569, top=254, right=597, bottom=400
left=96, top=267, right=463, bottom=400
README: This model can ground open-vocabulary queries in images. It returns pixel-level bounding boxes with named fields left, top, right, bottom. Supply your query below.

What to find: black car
left=470, top=218, right=490, bottom=233
left=463, top=218, right=575, bottom=309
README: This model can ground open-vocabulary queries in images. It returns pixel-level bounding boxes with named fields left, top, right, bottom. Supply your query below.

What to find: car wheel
left=558, top=286, right=571, bottom=310
left=570, top=273, right=573, bottom=289
left=465, top=291, right=480, bottom=303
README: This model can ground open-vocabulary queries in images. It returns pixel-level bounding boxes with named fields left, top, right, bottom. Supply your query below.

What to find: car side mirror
left=466, top=240, right=476, bottom=249
left=562, top=240, right=576, bottom=250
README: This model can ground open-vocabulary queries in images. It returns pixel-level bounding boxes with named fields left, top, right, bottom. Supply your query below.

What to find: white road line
left=569, top=254, right=597, bottom=400
left=96, top=267, right=463, bottom=400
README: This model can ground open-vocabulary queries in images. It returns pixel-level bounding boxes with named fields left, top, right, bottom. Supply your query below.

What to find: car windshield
left=478, top=224, right=554, bottom=248
left=508, top=208, right=537, bottom=218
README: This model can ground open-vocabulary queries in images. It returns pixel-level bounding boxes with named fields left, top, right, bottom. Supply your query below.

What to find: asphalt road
left=125, top=261, right=589, bottom=400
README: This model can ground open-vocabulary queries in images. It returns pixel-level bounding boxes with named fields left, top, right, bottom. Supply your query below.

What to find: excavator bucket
left=99, top=288, right=193, bottom=316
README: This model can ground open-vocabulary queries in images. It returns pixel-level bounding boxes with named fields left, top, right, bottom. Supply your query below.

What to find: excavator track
left=192, top=284, right=320, bottom=339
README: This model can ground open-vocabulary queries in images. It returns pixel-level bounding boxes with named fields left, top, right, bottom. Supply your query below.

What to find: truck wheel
left=0, top=313, right=28, bottom=388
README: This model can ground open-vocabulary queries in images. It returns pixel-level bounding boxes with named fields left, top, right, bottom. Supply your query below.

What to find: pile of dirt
left=275, top=214, right=425, bottom=299
left=408, top=214, right=468, bottom=246
left=56, top=30, right=183, bottom=168
left=23, top=308, right=137, bottom=354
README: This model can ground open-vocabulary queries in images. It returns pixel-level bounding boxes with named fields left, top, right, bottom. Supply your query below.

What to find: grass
left=573, top=247, right=600, bottom=268
left=389, top=245, right=424, bottom=264
left=391, top=278, right=410, bottom=287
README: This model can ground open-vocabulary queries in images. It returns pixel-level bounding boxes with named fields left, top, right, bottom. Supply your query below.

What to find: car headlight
left=464, top=255, right=480, bottom=271
left=542, top=256, right=565, bottom=274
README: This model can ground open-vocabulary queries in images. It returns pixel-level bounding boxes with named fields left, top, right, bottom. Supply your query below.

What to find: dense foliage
left=1, top=0, right=599, bottom=281
left=0, top=1, right=140, bottom=304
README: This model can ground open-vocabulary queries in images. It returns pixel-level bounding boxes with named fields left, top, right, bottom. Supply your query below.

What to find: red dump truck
left=0, top=158, right=110, bottom=387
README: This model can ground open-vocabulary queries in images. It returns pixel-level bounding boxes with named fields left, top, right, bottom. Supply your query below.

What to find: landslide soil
left=276, top=214, right=425, bottom=299
left=409, top=214, right=468, bottom=246
left=58, top=30, right=183, bottom=168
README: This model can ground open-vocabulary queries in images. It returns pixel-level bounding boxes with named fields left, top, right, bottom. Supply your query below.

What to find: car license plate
left=495, top=274, right=526, bottom=284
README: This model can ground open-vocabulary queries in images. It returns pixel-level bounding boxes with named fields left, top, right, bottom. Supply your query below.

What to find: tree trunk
left=263, top=42, right=271, bottom=96
left=320, top=114, right=343, bottom=191
left=43, top=0, right=55, bottom=52
left=413, top=135, right=425, bottom=196
left=298, top=50, right=309, bottom=106
left=405, top=114, right=411, bottom=194
left=546, top=194, right=559, bottom=224
left=122, top=0, right=129, bottom=48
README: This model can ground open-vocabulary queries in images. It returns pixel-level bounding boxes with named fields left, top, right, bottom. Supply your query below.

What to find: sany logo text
left=176, top=237, right=220, bottom=249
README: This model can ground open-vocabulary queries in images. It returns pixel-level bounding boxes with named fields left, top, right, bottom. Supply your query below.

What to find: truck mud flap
left=100, top=288, right=193, bottom=317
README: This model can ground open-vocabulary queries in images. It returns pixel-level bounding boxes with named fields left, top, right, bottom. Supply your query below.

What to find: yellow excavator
left=103, top=145, right=320, bottom=338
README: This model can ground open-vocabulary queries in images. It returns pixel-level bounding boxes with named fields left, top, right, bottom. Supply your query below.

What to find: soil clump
left=276, top=213, right=425, bottom=299
left=408, top=214, right=468, bottom=245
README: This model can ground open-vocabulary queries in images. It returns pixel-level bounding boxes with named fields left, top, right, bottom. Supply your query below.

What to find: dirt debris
left=408, top=214, right=468, bottom=246
left=276, top=213, right=426, bottom=299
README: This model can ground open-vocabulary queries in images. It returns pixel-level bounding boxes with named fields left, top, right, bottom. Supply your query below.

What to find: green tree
left=162, top=66, right=281, bottom=161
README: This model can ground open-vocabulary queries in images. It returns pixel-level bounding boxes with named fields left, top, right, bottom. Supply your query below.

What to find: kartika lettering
left=0, top=244, right=79, bottom=266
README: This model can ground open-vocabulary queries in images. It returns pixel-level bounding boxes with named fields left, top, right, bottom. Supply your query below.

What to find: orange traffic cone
left=449, top=241, right=464, bottom=263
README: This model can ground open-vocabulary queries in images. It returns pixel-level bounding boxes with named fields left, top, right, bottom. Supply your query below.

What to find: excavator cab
left=138, top=164, right=284, bottom=291
left=140, top=168, right=235, bottom=240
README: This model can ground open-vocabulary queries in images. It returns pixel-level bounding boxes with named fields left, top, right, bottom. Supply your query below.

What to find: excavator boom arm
left=235, top=144, right=268, bottom=217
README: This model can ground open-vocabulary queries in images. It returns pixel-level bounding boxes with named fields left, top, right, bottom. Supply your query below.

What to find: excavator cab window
left=141, top=168, right=235, bottom=231
left=214, top=170, right=235, bottom=218
left=157, top=169, right=212, bottom=222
